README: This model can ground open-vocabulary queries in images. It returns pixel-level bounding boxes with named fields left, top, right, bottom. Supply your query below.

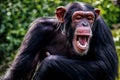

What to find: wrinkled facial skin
left=72, top=11, right=95, bottom=55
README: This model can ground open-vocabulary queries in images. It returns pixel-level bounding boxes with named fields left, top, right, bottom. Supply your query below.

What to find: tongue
left=78, top=36, right=87, bottom=45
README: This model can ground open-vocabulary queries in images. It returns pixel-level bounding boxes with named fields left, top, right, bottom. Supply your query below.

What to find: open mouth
left=76, top=35, right=90, bottom=49
left=73, top=28, right=92, bottom=54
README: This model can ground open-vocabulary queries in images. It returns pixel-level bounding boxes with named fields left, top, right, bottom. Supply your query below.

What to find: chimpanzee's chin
left=74, top=48, right=88, bottom=56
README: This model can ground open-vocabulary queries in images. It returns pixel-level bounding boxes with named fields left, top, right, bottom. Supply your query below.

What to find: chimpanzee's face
left=71, top=11, right=95, bottom=55
left=55, top=3, right=100, bottom=55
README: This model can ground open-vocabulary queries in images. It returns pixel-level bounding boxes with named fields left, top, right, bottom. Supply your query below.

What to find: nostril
left=82, top=22, right=88, bottom=26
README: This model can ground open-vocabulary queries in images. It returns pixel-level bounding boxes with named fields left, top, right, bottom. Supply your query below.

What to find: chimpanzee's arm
left=3, top=18, right=57, bottom=80
left=33, top=55, right=110, bottom=80
left=33, top=55, right=72, bottom=80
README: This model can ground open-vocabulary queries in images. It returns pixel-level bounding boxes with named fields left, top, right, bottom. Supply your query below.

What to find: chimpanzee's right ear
left=94, top=8, right=100, bottom=18
left=55, top=6, right=66, bottom=23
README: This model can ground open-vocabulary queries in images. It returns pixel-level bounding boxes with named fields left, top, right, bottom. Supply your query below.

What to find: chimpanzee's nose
left=82, top=22, right=88, bottom=26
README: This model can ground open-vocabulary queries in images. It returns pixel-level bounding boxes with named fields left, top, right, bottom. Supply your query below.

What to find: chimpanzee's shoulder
left=29, top=17, right=59, bottom=32
left=32, top=17, right=58, bottom=27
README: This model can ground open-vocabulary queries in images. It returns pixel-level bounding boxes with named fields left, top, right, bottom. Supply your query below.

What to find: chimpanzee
left=3, top=2, right=118, bottom=80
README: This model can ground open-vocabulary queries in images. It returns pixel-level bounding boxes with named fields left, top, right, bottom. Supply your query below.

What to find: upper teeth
left=77, top=41, right=87, bottom=48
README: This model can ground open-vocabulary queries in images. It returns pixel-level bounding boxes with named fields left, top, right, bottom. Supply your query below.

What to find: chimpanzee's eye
left=87, top=16, right=93, bottom=20
left=75, top=15, right=83, bottom=20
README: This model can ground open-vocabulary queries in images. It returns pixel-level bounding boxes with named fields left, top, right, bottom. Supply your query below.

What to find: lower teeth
left=77, top=41, right=87, bottom=48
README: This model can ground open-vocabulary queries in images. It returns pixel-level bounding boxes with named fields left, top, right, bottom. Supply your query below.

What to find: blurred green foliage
left=0, top=0, right=120, bottom=79
left=112, top=29, right=120, bottom=80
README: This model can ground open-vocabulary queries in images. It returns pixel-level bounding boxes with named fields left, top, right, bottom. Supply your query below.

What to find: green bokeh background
left=0, top=0, right=120, bottom=79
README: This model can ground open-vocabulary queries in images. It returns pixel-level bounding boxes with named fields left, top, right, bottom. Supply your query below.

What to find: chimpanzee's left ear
left=94, top=8, right=100, bottom=17
left=55, top=6, right=66, bottom=23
